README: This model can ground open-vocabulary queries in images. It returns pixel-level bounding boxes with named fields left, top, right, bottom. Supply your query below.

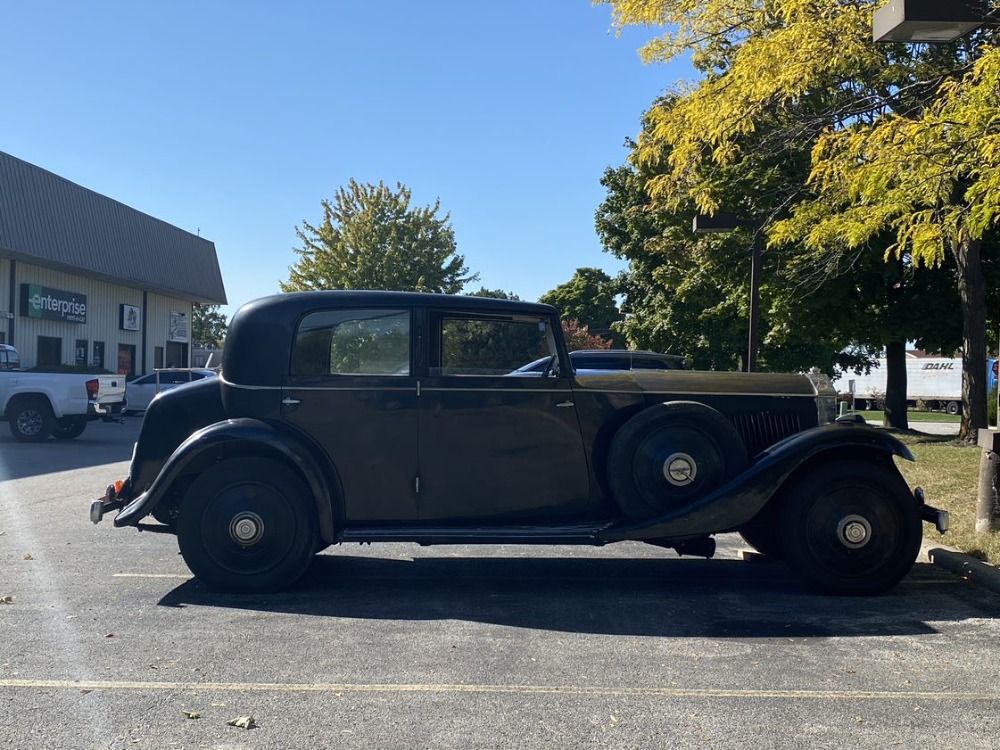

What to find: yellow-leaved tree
left=601, top=0, right=997, bottom=438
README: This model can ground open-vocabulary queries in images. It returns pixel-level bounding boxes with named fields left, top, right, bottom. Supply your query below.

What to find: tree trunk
left=955, top=237, right=988, bottom=442
left=883, top=340, right=908, bottom=430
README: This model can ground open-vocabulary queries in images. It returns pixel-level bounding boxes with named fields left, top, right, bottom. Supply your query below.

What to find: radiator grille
left=728, top=411, right=804, bottom=458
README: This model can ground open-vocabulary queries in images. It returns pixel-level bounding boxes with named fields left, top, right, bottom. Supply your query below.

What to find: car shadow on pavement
left=157, top=554, right=997, bottom=639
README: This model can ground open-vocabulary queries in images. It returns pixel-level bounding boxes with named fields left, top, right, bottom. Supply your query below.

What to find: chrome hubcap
left=229, top=512, right=264, bottom=545
left=663, top=453, right=697, bottom=486
left=837, top=514, right=872, bottom=549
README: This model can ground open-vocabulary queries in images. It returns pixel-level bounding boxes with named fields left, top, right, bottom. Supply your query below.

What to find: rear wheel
left=51, top=416, right=87, bottom=440
left=176, top=457, right=318, bottom=593
left=8, top=398, right=55, bottom=442
left=778, top=460, right=921, bottom=595
left=607, top=401, right=747, bottom=521
left=946, top=401, right=960, bottom=415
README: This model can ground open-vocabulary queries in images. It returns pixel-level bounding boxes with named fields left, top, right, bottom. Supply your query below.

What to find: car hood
left=573, top=369, right=819, bottom=396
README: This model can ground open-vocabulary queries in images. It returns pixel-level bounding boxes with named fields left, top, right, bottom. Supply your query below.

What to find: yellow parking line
left=0, top=679, right=995, bottom=701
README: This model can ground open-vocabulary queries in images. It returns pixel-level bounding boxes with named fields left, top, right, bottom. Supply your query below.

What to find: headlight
left=806, top=367, right=838, bottom=425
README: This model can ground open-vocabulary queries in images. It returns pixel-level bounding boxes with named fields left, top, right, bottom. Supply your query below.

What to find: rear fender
left=113, top=418, right=340, bottom=542
left=598, top=421, right=914, bottom=542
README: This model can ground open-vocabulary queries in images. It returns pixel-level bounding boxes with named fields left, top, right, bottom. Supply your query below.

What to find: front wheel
left=176, top=457, right=318, bottom=593
left=778, top=460, right=921, bottom=595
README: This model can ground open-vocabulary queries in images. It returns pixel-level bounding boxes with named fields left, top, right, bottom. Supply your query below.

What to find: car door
left=417, top=309, right=591, bottom=522
left=280, top=307, right=419, bottom=522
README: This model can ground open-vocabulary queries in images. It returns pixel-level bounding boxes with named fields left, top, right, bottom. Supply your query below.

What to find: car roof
left=226, top=291, right=558, bottom=386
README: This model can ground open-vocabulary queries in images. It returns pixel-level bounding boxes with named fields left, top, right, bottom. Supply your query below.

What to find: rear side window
left=292, top=309, right=411, bottom=376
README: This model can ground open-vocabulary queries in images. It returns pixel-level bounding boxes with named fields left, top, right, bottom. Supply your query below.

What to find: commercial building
left=0, top=151, right=226, bottom=374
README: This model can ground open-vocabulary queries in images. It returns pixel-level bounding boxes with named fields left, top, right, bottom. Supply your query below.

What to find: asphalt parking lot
left=2, top=419, right=999, bottom=749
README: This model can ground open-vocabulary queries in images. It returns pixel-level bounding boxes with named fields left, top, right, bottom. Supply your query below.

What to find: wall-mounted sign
left=19, top=284, right=87, bottom=324
left=120, top=303, right=142, bottom=331
left=169, top=311, right=189, bottom=343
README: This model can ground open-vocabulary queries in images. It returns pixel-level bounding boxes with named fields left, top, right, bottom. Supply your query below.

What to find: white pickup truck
left=0, top=344, right=128, bottom=442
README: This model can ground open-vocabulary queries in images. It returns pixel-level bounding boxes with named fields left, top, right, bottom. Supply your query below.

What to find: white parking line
left=111, top=573, right=192, bottom=579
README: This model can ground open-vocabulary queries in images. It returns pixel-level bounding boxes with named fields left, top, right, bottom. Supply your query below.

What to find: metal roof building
left=0, top=151, right=227, bottom=374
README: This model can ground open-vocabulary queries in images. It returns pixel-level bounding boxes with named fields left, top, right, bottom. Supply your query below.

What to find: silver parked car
left=124, top=368, right=217, bottom=414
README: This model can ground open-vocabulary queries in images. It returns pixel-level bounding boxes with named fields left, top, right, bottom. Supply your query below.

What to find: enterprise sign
left=20, top=284, right=88, bottom=324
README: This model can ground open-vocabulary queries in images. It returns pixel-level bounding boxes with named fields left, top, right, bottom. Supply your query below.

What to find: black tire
left=51, top=416, right=87, bottom=440
left=946, top=401, right=960, bottom=416
left=8, top=397, right=55, bottom=442
left=176, top=457, right=318, bottom=593
left=607, top=401, right=748, bottom=521
left=778, top=460, right=921, bottom=595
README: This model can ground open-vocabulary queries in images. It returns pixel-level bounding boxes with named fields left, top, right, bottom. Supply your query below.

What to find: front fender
left=598, top=421, right=913, bottom=543
left=113, top=418, right=339, bottom=542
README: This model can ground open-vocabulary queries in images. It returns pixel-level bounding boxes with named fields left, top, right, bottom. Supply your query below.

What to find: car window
left=292, top=308, right=411, bottom=376
left=190, top=372, right=207, bottom=381
left=573, top=355, right=631, bottom=370
left=158, top=371, right=189, bottom=384
left=433, top=315, right=551, bottom=376
left=633, top=358, right=682, bottom=370
left=132, top=374, right=154, bottom=386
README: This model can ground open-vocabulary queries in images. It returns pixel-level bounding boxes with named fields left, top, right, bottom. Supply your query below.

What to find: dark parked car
left=91, top=291, right=947, bottom=595
left=514, top=349, right=686, bottom=375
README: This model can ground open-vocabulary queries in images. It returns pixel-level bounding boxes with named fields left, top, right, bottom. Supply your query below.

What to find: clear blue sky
left=2, top=1, right=692, bottom=318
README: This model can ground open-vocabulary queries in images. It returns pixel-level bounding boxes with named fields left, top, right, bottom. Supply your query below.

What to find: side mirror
left=542, top=354, right=560, bottom=378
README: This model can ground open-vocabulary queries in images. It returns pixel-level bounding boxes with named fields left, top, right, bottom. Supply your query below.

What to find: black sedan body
left=92, top=291, right=947, bottom=595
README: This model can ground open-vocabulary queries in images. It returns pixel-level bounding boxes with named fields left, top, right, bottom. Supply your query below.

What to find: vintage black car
left=91, top=291, right=947, bottom=595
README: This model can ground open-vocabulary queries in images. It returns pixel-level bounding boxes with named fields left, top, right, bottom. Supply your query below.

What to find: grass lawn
left=888, top=431, right=1000, bottom=564
left=850, top=410, right=961, bottom=424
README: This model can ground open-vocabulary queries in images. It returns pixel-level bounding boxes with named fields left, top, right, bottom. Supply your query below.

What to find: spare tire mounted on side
left=607, top=401, right=748, bottom=521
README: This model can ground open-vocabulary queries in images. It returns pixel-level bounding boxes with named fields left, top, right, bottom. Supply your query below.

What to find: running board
left=339, top=523, right=609, bottom=546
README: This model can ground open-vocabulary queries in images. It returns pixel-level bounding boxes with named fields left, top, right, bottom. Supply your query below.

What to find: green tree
left=539, top=268, right=621, bottom=334
left=466, top=287, right=521, bottom=301
left=191, top=304, right=228, bottom=348
left=281, top=179, right=478, bottom=294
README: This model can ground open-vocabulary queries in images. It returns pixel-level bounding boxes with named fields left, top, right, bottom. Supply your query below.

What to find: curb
left=924, top=546, right=1000, bottom=595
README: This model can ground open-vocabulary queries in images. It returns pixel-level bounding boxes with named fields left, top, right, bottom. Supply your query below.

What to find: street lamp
left=874, top=1, right=1000, bottom=532
left=692, top=213, right=764, bottom=373
left=873, top=0, right=989, bottom=43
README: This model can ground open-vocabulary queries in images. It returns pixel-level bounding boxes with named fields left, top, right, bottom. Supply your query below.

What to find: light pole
left=692, top=213, right=764, bottom=372
left=872, top=0, right=1000, bottom=532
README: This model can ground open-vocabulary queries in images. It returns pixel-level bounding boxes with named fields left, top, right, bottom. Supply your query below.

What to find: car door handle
left=281, top=397, right=301, bottom=406
left=556, top=400, right=575, bottom=408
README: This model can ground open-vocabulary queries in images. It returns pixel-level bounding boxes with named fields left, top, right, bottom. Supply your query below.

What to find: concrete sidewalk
left=864, top=418, right=959, bottom=436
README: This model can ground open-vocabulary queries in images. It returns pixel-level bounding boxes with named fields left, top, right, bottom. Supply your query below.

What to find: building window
left=117, top=344, right=136, bottom=376
left=93, top=341, right=105, bottom=370
left=75, top=339, right=88, bottom=367
left=154, top=346, right=164, bottom=370
left=37, top=336, right=62, bottom=367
